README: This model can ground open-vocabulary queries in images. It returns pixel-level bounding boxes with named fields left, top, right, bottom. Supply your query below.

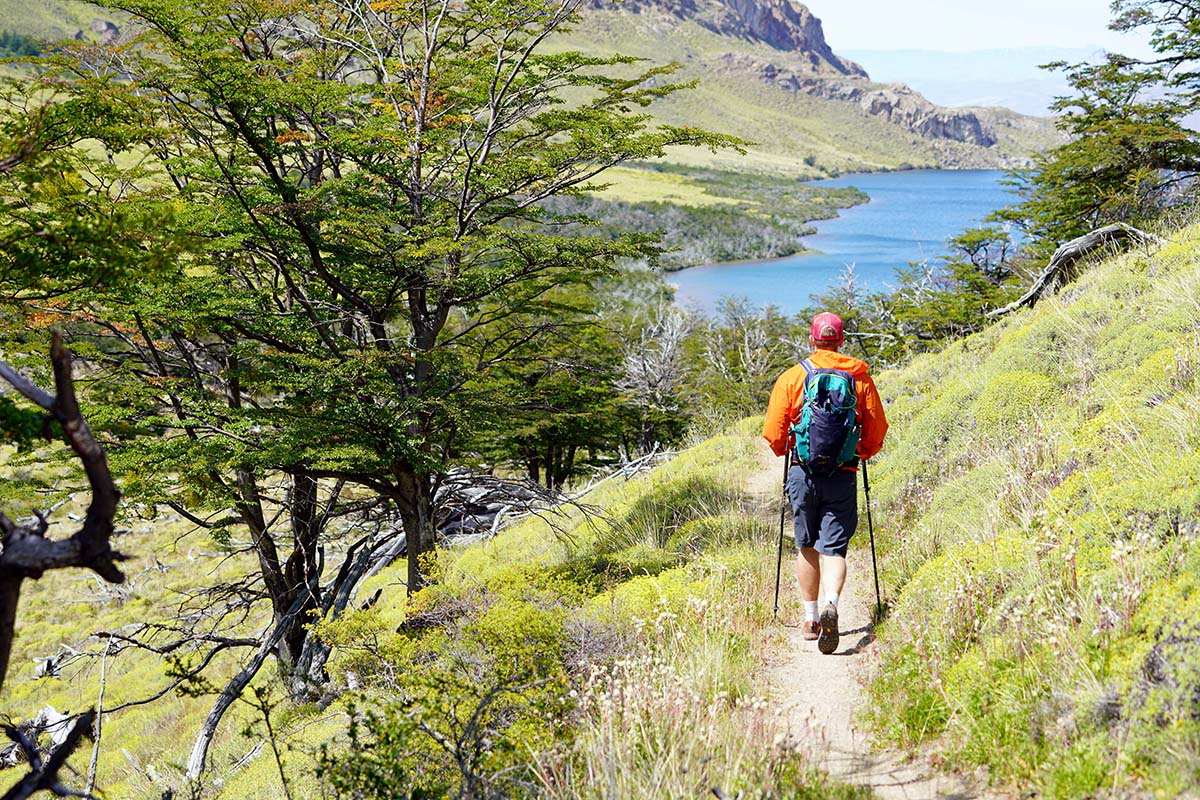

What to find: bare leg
left=821, top=554, right=847, bottom=602
left=795, top=547, right=820, bottom=602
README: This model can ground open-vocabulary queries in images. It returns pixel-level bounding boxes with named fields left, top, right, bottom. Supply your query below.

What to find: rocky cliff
left=693, top=0, right=866, bottom=76
left=713, top=53, right=997, bottom=146
left=587, top=0, right=1010, bottom=148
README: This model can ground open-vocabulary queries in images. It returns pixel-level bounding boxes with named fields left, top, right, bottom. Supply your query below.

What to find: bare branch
left=0, top=333, right=126, bottom=692
left=989, top=223, right=1166, bottom=316
left=1, top=711, right=97, bottom=800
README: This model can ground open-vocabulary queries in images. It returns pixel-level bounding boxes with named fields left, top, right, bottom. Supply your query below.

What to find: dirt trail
left=747, top=445, right=984, bottom=800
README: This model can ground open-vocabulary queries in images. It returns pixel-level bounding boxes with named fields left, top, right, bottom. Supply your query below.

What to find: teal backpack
left=790, top=360, right=860, bottom=475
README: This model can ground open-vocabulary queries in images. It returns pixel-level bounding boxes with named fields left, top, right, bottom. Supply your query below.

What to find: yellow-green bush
left=865, top=221, right=1200, bottom=796
left=315, top=422, right=863, bottom=799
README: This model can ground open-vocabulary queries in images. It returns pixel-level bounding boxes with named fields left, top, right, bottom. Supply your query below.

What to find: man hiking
left=763, top=312, right=888, bottom=654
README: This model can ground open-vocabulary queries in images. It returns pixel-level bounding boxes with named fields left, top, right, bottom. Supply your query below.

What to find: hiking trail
left=747, top=443, right=991, bottom=800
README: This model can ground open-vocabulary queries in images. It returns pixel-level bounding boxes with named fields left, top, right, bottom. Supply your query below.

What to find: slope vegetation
left=864, top=223, right=1200, bottom=796
left=4, top=0, right=1057, bottom=179
left=559, top=7, right=1060, bottom=177
left=0, top=422, right=866, bottom=799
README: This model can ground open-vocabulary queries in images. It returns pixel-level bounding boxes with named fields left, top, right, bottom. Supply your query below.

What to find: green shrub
left=863, top=223, right=1200, bottom=793
left=974, top=370, right=1058, bottom=440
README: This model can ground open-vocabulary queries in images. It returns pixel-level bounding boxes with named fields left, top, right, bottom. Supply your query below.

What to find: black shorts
left=785, top=466, right=858, bottom=557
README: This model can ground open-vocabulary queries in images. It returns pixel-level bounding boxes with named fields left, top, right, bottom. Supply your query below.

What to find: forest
left=0, top=0, right=1199, bottom=797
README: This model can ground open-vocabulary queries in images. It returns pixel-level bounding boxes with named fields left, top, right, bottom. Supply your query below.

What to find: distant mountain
left=841, top=47, right=1101, bottom=117
left=5, top=0, right=1063, bottom=177
left=571, top=0, right=1063, bottom=175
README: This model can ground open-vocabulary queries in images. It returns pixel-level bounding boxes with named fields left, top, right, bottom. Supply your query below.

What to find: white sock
left=826, top=592, right=840, bottom=609
left=803, top=600, right=819, bottom=622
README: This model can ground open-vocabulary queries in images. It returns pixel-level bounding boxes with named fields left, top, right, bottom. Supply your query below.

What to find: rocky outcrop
left=694, top=0, right=865, bottom=75
left=74, top=19, right=121, bottom=44
left=585, top=0, right=1030, bottom=149
left=809, top=79, right=996, bottom=146
left=714, top=53, right=997, bottom=146
left=588, top=0, right=864, bottom=75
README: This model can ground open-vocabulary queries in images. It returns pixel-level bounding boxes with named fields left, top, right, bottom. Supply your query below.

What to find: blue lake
left=668, top=169, right=1016, bottom=316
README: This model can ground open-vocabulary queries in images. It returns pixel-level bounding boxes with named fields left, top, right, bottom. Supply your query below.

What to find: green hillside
left=553, top=11, right=1060, bottom=178
left=865, top=224, right=1200, bottom=795
left=2, top=1, right=1059, bottom=182
left=0, top=422, right=867, bottom=799
left=3, top=222, right=1197, bottom=797
left=0, top=0, right=111, bottom=41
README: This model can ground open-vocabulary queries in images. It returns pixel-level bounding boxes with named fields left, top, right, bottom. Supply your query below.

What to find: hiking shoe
left=817, top=602, right=839, bottom=655
left=801, top=620, right=819, bottom=641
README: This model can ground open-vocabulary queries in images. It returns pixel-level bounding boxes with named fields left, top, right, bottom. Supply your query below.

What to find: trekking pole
left=862, top=459, right=882, bottom=619
left=772, top=456, right=790, bottom=620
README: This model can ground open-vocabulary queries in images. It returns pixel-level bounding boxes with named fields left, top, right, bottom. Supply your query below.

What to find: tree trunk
left=544, top=445, right=558, bottom=490
left=526, top=455, right=540, bottom=486
left=186, top=590, right=310, bottom=778
left=563, top=444, right=577, bottom=489
left=278, top=472, right=321, bottom=670
left=640, top=418, right=655, bottom=456
left=0, top=575, right=22, bottom=689
left=395, top=464, right=435, bottom=594
left=290, top=523, right=399, bottom=701
left=989, top=223, right=1166, bottom=317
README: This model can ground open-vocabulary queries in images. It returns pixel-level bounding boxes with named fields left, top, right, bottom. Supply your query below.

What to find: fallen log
left=989, top=223, right=1166, bottom=317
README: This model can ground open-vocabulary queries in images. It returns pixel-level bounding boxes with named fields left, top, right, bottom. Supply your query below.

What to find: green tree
left=999, top=1, right=1200, bottom=253
left=7, top=0, right=734, bottom=775
left=804, top=226, right=1023, bottom=368
left=483, top=291, right=624, bottom=490
left=0, top=82, right=177, bottom=797
left=684, top=297, right=796, bottom=430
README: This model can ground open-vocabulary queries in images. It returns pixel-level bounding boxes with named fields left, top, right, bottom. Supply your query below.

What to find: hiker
left=762, top=312, right=888, bottom=654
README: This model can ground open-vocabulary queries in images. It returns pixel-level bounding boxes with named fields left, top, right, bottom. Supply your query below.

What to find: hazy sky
left=810, top=1, right=1153, bottom=55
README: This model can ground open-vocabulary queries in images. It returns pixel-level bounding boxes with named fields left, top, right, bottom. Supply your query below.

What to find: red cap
left=810, top=312, right=844, bottom=344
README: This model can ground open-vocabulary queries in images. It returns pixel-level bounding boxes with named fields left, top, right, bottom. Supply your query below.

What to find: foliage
left=544, top=166, right=866, bottom=271
left=0, top=0, right=744, bottom=782
left=805, top=225, right=1026, bottom=368
left=996, top=0, right=1200, bottom=255
left=0, top=8, right=742, bottom=773
left=862, top=221, right=1200, bottom=795
left=0, top=30, right=39, bottom=58
left=315, top=424, right=859, bottom=799
left=0, top=397, right=43, bottom=450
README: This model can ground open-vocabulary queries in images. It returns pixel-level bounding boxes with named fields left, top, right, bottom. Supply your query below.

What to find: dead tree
left=2, top=711, right=96, bottom=800
left=0, top=333, right=126, bottom=799
left=0, top=332, right=126, bottom=690
left=989, top=223, right=1166, bottom=317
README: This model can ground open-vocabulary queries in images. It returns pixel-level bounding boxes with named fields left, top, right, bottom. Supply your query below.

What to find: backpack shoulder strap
left=800, top=358, right=814, bottom=378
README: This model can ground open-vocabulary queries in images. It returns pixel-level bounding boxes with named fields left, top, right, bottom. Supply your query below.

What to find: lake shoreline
left=667, top=168, right=1009, bottom=275
left=668, top=169, right=1014, bottom=315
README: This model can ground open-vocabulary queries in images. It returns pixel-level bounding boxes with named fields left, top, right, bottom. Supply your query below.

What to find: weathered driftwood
left=989, top=223, right=1166, bottom=317
left=0, top=706, right=74, bottom=770
left=0, top=333, right=126, bottom=692
left=1, top=710, right=95, bottom=800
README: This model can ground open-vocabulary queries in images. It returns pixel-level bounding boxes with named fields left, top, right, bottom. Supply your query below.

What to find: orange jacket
left=762, top=349, right=888, bottom=462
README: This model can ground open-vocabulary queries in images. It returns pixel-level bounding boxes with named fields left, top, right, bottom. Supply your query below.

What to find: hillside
left=563, top=0, right=1062, bottom=176
left=4, top=221, right=1198, bottom=798
left=864, top=223, right=1200, bottom=795
left=4, top=0, right=1060, bottom=179
left=0, top=421, right=872, bottom=798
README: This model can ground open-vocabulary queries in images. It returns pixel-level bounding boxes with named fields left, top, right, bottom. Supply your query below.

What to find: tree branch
left=1, top=711, right=97, bottom=800
left=0, top=333, right=126, bottom=692
left=988, top=223, right=1166, bottom=316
